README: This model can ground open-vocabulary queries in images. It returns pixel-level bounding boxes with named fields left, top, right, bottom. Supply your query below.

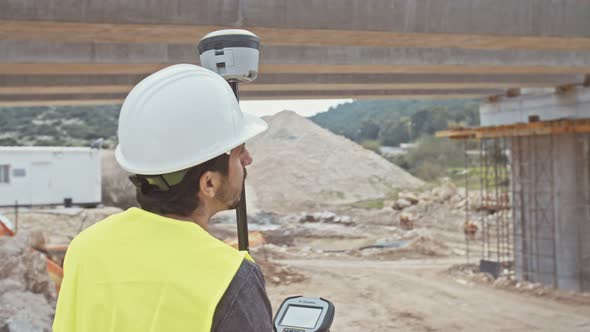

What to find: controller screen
left=280, top=305, right=323, bottom=329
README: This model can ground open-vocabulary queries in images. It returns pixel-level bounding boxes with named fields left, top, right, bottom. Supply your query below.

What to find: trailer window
left=12, top=168, right=26, bottom=177
left=0, top=165, right=9, bottom=184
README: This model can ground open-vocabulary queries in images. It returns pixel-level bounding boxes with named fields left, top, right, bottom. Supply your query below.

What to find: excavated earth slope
left=245, top=111, right=423, bottom=213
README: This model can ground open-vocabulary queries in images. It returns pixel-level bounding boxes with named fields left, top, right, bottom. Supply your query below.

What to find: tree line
left=0, top=106, right=120, bottom=146
left=310, top=99, right=479, bottom=147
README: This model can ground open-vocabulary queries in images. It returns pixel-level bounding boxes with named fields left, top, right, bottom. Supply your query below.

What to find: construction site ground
left=266, top=256, right=590, bottom=332
left=246, top=200, right=590, bottom=331
left=3, top=185, right=590, bottom=331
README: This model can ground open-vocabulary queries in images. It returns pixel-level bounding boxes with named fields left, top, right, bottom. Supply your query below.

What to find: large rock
left=1, top=318, right=45, bottom=332
left=0, top=292, right=53, bottom=332
left=398, top=192, right=419, bottom=205
left=0, top=232, right=56, bottom=332
left=433, top=181, right=458, bottom=202
left=299, top=211, right=354, bottom=225
left=0, top=232, right=56, bottom=302
left=393, top=198, right=413, bottom=211
left=399, top=212, right=414, bottom=230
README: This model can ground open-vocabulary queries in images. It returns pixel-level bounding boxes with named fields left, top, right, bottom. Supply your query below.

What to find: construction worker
left=53, top=64, right=273, bottom=332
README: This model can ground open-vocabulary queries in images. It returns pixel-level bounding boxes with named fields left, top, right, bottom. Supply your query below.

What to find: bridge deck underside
left=1, top=0, right=589, bottom=105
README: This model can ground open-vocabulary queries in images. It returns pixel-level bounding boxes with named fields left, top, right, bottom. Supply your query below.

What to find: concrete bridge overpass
left=0, top=0, right=589, bottom=106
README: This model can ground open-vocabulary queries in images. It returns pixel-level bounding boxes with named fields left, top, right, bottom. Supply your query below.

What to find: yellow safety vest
left=53, top=207, right=251, bottom=332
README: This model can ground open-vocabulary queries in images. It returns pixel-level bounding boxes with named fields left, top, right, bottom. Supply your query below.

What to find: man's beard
left=216, top=168, right=247, bottom=210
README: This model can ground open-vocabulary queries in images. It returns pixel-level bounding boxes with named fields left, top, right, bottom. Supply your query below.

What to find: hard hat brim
left=115, top=112, right=268, bottom=175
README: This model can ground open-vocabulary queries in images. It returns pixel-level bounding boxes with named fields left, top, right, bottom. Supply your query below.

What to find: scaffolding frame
left=440, top=119, right=590, bottom=290
left=462, top=137, right=512, bottom=271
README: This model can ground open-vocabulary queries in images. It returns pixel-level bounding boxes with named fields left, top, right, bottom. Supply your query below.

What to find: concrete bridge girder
left=0, top=73, right=584, bottom=87
left=2, top=20, right=590, bottom=51
left=2, top=0, right=590, bottom=37
left=2, top=40, right=590, bottom=68
left=0, top=88, right=503, bottom=106
left=2, top=63, right=588, bottom=76
left=1, top=0, right=589, bottom=103
left=0, top=89, right=504, bottom=101
left=0, top=74, right=585, bottom=96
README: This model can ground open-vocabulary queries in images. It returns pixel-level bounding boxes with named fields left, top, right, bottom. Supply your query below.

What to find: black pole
left=229, top=81, right=250, bottom=252
left=14, top=200, right=18, bottom=234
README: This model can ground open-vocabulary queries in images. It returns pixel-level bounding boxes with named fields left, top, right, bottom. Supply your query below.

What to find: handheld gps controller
left=274, top=296, right=335, bottom=332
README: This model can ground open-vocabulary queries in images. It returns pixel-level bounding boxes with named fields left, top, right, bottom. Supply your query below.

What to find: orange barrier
left=0, top=218, right=65, bottom=292
left=0, top=220, right=15, bottom=237
left=46, top=257, right=64, bottom=293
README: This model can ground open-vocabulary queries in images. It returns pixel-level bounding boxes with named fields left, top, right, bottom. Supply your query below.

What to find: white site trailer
left=0, top=147, right=101, bottom=207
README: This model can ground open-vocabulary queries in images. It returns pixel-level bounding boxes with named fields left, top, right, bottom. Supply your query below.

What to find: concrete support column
left=510, top=134, right=590, bottom=291
left=498, top=88, right=590, bottom=291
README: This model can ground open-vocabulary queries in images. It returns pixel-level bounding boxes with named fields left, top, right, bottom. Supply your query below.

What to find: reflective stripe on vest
left=53, top=207, right=250, bottom=332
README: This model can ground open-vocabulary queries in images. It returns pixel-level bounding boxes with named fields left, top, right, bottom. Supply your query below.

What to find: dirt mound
left=246, top=111, right=423, bottom=213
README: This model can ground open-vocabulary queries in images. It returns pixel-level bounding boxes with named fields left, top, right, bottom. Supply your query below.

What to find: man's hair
left=130, top=154, right=230, bottom=216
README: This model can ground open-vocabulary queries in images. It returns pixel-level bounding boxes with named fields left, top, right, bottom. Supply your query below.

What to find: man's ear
left=198, top=171, right=221, bottom=199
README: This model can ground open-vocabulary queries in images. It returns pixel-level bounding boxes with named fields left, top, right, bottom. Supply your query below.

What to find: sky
left=240, top=99, right=352, bottom=118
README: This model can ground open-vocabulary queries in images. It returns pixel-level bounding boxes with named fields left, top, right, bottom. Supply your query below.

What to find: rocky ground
left=1, top=181, right=590, bottom=331
left=0, top=232, right=56, bottom=332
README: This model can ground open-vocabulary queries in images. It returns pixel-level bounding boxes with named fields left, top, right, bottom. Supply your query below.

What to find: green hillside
left=0, top=105, right=120, bottom=146
left=310, top=99, right=479, bottom=146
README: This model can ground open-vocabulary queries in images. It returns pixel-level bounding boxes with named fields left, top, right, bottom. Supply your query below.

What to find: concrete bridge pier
left=481, top=87, right=590, bottom=292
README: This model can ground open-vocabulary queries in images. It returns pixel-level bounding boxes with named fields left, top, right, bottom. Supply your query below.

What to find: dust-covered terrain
left=4, top=183, right=590, bottom=331
left=267, top=258, right=590, bottom=332
left=246, top=111, right=424, bottom=213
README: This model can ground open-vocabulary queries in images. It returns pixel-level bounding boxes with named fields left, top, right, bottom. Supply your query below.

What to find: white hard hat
left=115, top=64, right=268, bottom=175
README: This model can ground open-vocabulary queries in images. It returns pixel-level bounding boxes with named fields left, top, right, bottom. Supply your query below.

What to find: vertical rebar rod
left=480, top=140, right=485, bottom=261
left=498, top=137, right=506, bottom=266
left=492, top=138, right=502, bottom=263
left=505, top=137, right=513, bottom=265
left=484, top=140, right=492, bottom=260
left=531, top=135, right=539, bottom=283
left=515, top=136, right=522, bottom=277
left=518, top=136, right=531, bottom=281
left=502, top=137, right=508, bottom=265
left=582, top=134, right=590, bottom=291
left=549, top=133, right=558, bottom=289
left=464, top=139, right=470, bottom=264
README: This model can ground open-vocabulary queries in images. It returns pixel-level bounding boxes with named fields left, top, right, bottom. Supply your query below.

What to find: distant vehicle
left=0, top=146, right=101, bottom=207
